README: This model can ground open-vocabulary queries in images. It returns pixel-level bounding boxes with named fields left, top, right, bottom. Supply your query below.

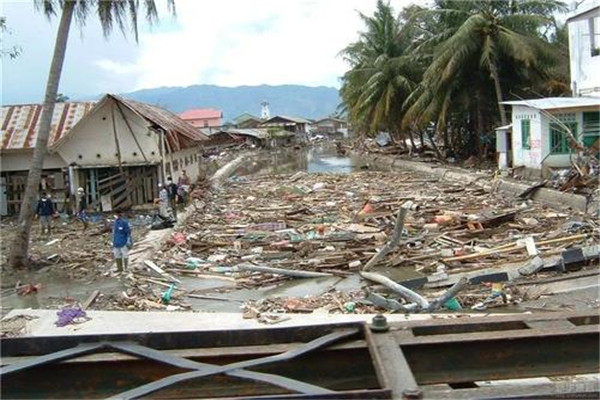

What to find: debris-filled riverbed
left=1, top=149, right=598, bottom=326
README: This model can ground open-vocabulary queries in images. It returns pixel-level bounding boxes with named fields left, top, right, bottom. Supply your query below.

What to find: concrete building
left=568, top=2, right=600, bottom=97
left=496, top=2, right=600, bottom=175
left=178, top=108, right=223, bottom=128
left=0, top=94, right=207, bottom=215
left=498, top=97, right=600, bottom=175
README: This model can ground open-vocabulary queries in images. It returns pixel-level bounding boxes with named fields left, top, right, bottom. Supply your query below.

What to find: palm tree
left=8, top=0, right=174, bottom=269
left=339, top=0, right=420, bottom=141
left=403, top=0, right=567, bottom=151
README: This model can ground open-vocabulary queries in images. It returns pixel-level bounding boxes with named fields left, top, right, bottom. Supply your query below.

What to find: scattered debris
left=55, top=306, right=88, bottom=327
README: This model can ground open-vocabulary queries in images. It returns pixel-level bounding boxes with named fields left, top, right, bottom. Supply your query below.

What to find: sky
left=1, top=0, right=414, bottom=105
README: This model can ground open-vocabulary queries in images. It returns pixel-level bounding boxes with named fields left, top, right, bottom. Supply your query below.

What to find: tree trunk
left=442, top=126, right=449, bottom=157
left=418, top=129, right=425, bottom=152
left=489, top=60, right=508, bottom=126
left=8, top=1, right=75, bottom=269
left=427, top=129, right=444, bottom=161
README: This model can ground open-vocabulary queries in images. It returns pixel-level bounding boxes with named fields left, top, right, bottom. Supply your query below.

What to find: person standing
left=166, top=176, right=178, bottom=219
left=76, top=187, right=89, bottom=231
left=112, top=209, right=131, bottom=273
left=156, top=183, right=170, bottom=220
left=35, top=192, right=56, bottom=236
left=178, top=170, right=191, bottom=205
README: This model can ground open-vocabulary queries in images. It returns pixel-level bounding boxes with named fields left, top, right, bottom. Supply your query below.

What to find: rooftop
left=1, top=102, right=96, bottom=151
left=262, top=115, right=312, bottom=124
left=179, top=108, right=223, bottom=120
left=501, top=97, right=600, bottom=110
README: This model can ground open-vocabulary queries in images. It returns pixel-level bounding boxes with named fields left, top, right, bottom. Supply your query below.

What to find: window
left=590, top=17, right=600, bottom=57
left=521, top=119, right=531, bottom=149
left=550, top=113, right=577, bottom=154
left=203, top=120, right=209, bottom=127
left=582, top=111, right=600, bottom=148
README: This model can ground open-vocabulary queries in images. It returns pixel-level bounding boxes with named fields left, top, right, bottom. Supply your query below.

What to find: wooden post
left=111, top=103, right=124, bottom=173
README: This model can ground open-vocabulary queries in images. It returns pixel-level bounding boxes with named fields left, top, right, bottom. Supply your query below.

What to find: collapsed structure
left=0, top=94, right=208, bottom=214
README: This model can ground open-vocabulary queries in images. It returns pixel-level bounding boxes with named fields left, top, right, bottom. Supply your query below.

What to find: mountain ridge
left=101, top=84, right=341, bottom=121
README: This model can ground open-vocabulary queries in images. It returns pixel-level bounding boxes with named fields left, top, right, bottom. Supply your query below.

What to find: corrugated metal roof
left=179, top=108, right=222, bottom=120
left=262, top=115, right=312, bottom=124
left=227, top=128, right=270, bottom=139
left=501, top=97, right=600, bottom=110
left=1, top=102, right=96, bottom=151
left=113, top=95, right=208, bottom=143
left=566, top=5, right=599, bottom=22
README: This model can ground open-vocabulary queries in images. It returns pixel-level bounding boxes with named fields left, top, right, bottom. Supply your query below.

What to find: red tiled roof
left=1, top=102, right=96, bottom=151
left=179, top=108, right=222, bottom=120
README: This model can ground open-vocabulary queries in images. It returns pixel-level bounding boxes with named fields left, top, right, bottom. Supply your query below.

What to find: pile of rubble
left=127, top=169, right=598, bottom=317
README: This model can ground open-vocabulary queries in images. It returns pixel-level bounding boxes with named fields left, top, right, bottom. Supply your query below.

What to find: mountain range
left=111, top=84, right=341, bottom=121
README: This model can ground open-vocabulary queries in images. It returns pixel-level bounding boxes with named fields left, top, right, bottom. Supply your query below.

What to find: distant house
left=1, top=94, right=207, bottom=215
left=499, top=97, right=600, bottom=175
left=568, top=3, right=600, bottom=97
left=312, top=117, right=349, bottom=138
left=179, top=108, right=223, bottom=128
left=233, top=112, right=263, bottom=129
left=261, top=115, right=311, bottom=136
left=203, top=130, right=244, bottom=148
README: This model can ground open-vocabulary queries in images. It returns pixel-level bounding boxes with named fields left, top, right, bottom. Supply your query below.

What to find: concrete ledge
left=2, top=309, right=496, bottom=336
left=359, top=152, right=590, bottom=213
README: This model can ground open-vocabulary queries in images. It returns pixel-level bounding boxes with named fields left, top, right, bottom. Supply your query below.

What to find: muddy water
left=231, top=144, right=373, bottom=176
left=1, top=267, right=124, bottom=313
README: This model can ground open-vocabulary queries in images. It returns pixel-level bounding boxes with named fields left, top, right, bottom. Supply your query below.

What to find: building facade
left=568, top=2, right=600, bottom=97
left=179, top=108, right=223, bottom=128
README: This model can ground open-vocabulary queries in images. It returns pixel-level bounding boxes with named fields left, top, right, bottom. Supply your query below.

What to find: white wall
left=0, top=151, right=66, bottom=172
left=511, top=105, right=587, bottom=169
left=164, top=145, right=204, bottom=184
left=511, top=106, right=544, bottom=169
left=569, top=1, right=600, bottom=97
left=56, top=98, right=163, bottom=167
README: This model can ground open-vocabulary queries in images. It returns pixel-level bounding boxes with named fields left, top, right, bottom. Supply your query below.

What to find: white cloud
left=119, top=0, right=415, bottom=90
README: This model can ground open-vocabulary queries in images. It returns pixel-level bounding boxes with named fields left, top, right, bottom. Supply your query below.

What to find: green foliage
left=340, top=0, right=570, bottom=157
left=34, top=0, right=175, bottom=42
left=0, top=17, right=21, bottom=59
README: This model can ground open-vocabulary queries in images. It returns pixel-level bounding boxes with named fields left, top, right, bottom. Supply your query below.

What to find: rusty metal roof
left=111, top=95, right=209, bottom=149
left=1, top=102, right=96, bottom=151
left=2, top=95, right=207, bottom=153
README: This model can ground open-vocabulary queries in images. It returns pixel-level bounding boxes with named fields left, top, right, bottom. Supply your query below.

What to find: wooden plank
left=82, top=290, right=100, bottom=310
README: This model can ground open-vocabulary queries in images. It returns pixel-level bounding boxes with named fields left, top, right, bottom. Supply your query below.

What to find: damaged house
left=0, top=94, right=207, bottom=215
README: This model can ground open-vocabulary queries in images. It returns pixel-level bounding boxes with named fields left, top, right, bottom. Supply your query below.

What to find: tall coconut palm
left=403, top=0, right=567, bottom=133
left=9, top=0, right=175, bottom=269
left=340, top=0, right=420, bottom=140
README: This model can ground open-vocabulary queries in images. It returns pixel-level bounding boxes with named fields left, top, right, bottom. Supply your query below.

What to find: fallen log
left=360, top=271, right=430, bottom=309
left=362, top=207, right=408, bottom=271
left=237, top=263, right=333, bottom=278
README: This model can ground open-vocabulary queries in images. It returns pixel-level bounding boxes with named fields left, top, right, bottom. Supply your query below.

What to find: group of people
left=156, top=170, right=191, bottom=221
left=33, top=170, right=193, bottom=274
